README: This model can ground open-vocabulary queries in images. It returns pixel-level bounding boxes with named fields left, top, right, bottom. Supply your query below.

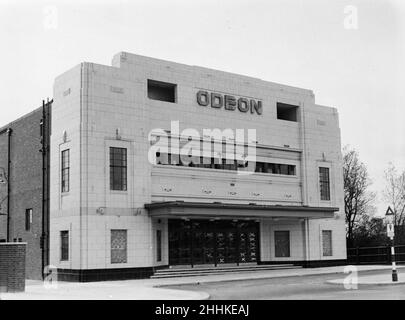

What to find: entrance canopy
left=145, top=201, right=338, bottom=219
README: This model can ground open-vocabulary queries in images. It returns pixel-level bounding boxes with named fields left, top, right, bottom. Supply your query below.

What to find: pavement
left=327, top=273, right=405, bottom=286
left=0, top=279, right=210, bottom=300
left=1, top=264, right=404, bottom=300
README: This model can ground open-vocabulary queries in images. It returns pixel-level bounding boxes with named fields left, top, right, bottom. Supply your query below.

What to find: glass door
left=238, top=222, right=258, bottom=263
left=192, top=221, right=204, bottom=264
left=169, top=220, right=192, bottom=265
left=204, top=231, right=215, bottom=264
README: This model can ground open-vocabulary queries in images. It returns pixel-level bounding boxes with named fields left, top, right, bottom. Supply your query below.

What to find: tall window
left=156, top=230, right=162, bottom=262
left=110, top=147, right=127, bottom=191
left=60, top=231, right=69, bottom=261
left=319, top=167, right=330, bottom=201
left=274, top=231, right=290, bottom=257
left=111, top=230, right=127, bottom=263
left=61, top=149, right=70, bottom=192
left=25, top=209, right=32, bottom=231
left=322, top=230, right=333, bottom=256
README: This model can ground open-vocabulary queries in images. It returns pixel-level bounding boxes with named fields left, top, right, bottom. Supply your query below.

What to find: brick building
left=0, top=101, right=51, bottom=280
left=48, top=52, right=347, bottom=281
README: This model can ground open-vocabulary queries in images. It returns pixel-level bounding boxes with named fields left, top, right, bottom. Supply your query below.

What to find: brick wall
left=0, top=243, right=26, bottom=292
left=0, top=103, right=51, bottom=280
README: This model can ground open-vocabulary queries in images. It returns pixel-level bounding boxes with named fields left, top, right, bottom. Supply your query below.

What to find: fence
left=347, top=245, right=405, bottom=265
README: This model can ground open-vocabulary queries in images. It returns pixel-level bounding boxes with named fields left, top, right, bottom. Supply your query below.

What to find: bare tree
left=383, top=163, right=405, bottom=227
left=343, top=146, right=375, bottom=246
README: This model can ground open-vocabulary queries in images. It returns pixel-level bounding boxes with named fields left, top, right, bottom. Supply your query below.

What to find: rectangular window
left=147, top=79, right=176, bottom=103
left=277, top=102, right=298, bottom=122
left=61, top=149, right=70, bottom=193
left=60, top=231, right=69, bottom=261
left=322, top=230, right=333, bottom=256
left=157, top=230, right=162, bottom=262
left=274, top=231, right=290, bottom=257
left=319, top=167, right=331, bottom=201
left=156, top=151, right=297, bottom=176
left=111, top=230, right=127, bottom=264
left=110, top=147, right=127, bottom=191
left=25, top=209, right=32, bottom=231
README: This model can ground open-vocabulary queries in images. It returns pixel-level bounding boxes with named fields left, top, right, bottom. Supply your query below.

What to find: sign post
left=385, top=206, right=398, bottom=282
left=387, top=223, right=395, bottom=239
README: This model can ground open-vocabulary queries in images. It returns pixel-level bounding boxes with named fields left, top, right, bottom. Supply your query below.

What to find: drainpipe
left=0, top=128, right=12, bottom=241
left=0, top=128, right=13, bottom=242
left=6, top=128, right=11, bottom=242
left=40, top=99, right=48, bottom=278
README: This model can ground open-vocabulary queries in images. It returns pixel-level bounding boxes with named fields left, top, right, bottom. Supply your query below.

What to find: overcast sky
left=1, top=0, right=404, bottom=215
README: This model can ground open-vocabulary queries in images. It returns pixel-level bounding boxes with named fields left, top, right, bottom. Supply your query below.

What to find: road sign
left=386, top=206, right=395, bottom=216
left=387, top=223, right=395, bottom=238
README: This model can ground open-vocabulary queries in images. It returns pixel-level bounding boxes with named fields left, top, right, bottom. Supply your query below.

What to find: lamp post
left=385, top=206, right=398, bottom=282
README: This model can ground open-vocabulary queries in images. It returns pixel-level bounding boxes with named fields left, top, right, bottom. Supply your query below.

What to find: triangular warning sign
left=386, top=206, right=395, bottom=215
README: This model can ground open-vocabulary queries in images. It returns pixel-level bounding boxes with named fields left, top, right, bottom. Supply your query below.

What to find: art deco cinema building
left=50, top=52, right=347, bottom=280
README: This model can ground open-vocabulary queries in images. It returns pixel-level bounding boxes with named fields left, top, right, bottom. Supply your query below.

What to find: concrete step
left=154, top=263, right=294, bottom=274
left=151, top=264, right=300, bottom=279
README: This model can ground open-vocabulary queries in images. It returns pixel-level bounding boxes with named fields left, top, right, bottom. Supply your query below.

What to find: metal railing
left=347, top=245, right=405, bottom=265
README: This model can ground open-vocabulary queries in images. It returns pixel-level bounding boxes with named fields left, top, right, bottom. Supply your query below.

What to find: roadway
left=166, top=269, right=405, bottom=299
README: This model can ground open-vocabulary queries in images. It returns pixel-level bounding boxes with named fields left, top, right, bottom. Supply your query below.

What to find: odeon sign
left=196, top=90, right=263, bottom=115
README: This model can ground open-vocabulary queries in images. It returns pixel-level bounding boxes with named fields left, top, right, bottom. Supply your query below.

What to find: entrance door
left=168, top=220, right=192, bottom=265
left=191, top=221, right=216, bottom=264
left=216, top=220, right=238, bottom=264
left=203, top=231, right=215, bottom=264
left=238, top=222, right=258, bottom=263
left=168, top=219, right=259, bottom=266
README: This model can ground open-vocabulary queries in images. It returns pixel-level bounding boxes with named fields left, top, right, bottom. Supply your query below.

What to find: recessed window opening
left=319, top=167, right=331, bottom=201
left=61, top=149, right=70, bottom=193
left=147, top=79, right=176, bottom=103
left=155, top=152, right=296, bottom=176
left=157, top=230, right=162, bottom=262
left=110, top=147, right=127, bottom=191
left=25, top=209, right=33, bottom=231
left=322, top=230, right=333, bottom=256
left=277, top=102, right=298, bottom=122
left=111, top=230, right=127, bottom=264
left=60, top=230, right=69, bottom=261
left=274, top=231, right=290, bottom=257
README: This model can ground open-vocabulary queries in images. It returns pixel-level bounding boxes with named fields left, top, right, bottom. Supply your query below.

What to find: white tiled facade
left=49, top=52, right=346, bottom=275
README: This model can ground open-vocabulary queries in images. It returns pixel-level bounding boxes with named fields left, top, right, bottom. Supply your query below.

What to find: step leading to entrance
left=151, top=264, right=300, bottom=278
